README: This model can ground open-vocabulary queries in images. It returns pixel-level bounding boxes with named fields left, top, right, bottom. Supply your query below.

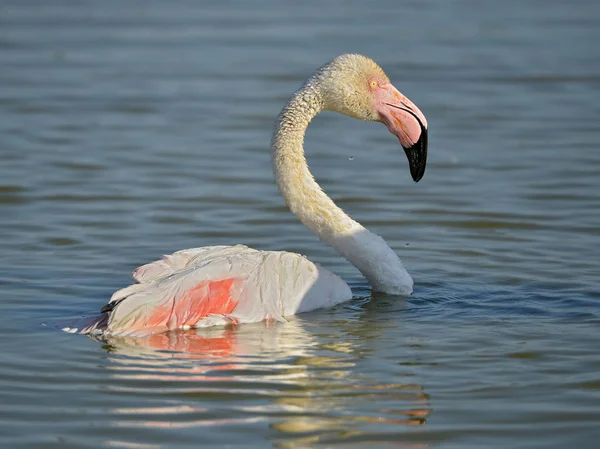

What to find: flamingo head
left=316, top=54, right=428, bottom=182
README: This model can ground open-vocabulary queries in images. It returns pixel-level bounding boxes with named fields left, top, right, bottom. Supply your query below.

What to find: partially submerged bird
left=76, top=54, right=428, bottom=337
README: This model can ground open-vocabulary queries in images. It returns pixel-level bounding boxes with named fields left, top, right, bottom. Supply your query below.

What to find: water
left=1, top=0, right=599, bottom=447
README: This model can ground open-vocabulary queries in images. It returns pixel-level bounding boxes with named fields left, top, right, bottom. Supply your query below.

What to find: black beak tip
left=411, top=166, right=425, bottom=183
left=402, top=126, right=428, bottom=183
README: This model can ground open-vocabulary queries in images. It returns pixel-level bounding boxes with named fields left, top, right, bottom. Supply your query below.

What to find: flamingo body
left=81, top=245, right=351, bottom=336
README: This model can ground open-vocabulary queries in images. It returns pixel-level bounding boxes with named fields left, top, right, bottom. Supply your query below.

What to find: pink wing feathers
left=81, top=246, right=259, bottom=336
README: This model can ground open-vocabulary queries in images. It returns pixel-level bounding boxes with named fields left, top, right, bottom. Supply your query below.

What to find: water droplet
left=348, top=156, right=354, bottom=161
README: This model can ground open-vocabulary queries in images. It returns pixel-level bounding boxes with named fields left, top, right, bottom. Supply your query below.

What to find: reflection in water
left=99, top=317, right=432, bottom=448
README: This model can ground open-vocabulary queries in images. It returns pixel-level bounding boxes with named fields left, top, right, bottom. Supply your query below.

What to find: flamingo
left=76, top=54, right=428, bottom=337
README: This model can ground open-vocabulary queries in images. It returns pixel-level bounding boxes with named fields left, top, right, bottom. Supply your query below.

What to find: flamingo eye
left=370, top=80, right=378, bottom=88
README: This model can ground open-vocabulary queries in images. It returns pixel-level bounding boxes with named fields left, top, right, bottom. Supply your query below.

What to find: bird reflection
left=98, top=315, right=433, bottom=448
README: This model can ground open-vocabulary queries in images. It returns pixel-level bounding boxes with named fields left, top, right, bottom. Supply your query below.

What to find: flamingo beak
left=376, top=85, right=428, bottom=182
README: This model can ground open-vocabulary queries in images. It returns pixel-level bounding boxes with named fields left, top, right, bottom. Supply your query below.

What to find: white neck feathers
left=271, top=82, right=413, bottom=295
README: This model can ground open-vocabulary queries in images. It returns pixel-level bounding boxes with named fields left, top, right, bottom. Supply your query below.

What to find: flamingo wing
left=130, top=245, right=233, bottom=284
left=82, top=245, right=352, bottom=337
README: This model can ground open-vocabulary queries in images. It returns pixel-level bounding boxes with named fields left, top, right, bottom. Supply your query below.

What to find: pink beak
left=375, top=84, right=428, bottom=182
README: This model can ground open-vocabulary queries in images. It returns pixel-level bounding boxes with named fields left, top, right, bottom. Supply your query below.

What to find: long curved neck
left=271, top=83, right=413, bottom=295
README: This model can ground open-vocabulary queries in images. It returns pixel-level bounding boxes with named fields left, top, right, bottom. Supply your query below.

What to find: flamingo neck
left=270, top=83, right=413, bottom=295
